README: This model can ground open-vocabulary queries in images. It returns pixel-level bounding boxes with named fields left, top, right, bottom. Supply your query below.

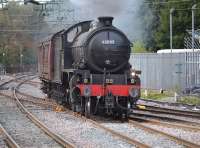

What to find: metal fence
left=0, top=64, right=5, bottom=75
left=2, top=64, right=37, bottom=74
left=130, top=52, right=200, bottom=90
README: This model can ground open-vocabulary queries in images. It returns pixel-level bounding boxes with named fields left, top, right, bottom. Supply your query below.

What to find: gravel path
left=101, top=122, right=184, bottom=148
left=0, top=96, right=61, bottom=148
left=142, top=123, right=200, bottom=145
left=27, top=104, right=135, bottom=148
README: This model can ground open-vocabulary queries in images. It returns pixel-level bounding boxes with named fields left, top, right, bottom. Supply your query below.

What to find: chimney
left=98, top=16, right=114, bottom=26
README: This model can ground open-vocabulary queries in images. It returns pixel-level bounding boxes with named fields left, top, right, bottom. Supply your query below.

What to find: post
left=2, top=52, right=5, bottom=75
left=191, top=4, right=197, bottom=85
left=170, top=8, right=175, bottom=51
left=20, top=54, right=23, bottom=72
left=192, top=4, right=196, bottom=50
left=20, top=47, right=23, bottom=72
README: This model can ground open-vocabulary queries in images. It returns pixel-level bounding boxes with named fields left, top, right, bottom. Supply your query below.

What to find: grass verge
left=141, top=89, right=173, bottom=101
left=178, top=96, right=200, bottom=105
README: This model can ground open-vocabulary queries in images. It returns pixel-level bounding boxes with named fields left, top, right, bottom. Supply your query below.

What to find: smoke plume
left=70, top=0, right=126, bottom=16
left=45, top=0, right=146, bottom=42
left=69, top=0, right=144, bottom=41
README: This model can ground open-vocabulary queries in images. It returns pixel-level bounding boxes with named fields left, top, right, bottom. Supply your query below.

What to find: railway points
left=1, top=74, right=200, bottom=147
left=0, top=75, right=75, bottom=148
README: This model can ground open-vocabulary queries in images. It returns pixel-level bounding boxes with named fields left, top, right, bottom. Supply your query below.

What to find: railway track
left=13, top=77, right=75, bottom=148
left=131, top=109, right=200, bottom=126
left=86, top=114, right=200, bottom=147
left=128, top=118, right=200, bottom=148
left=2, top=74, right=200, bottom=147
left=136, top=104, right=200, bottom=118
left=16, top=89, right=58, bottom=109
left=0, top=75, right=75, bottom=147
left=0, top=124, right=20, bottom=148
left=129, top=115, right=200, bottom=132
left=69, top=112, right=150, bottom=148
left=15, top=82, right=149, bottom=147
left=15, top=77, right=151, bottom=147
left=0, top=94, right=63, bottom=147
left=14, top=77, right=200, bottom=147
left=139, top=98, right=200, bottom=111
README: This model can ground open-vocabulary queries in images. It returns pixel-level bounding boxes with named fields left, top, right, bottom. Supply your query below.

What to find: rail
left=0, top=124, right=20, bottom=148
left=128, top=119, right=200, bottom=148
left=72, top=112, right=150, bottom=148
left=13, top=76, right=76, bottom=148
left=129, top=115, right=200, bottom=132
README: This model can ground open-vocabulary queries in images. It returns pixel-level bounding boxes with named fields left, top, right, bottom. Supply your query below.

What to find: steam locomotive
left=38, top=17, right=141, bottom=119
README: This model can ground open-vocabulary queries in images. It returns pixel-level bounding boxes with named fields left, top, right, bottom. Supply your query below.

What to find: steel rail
left=72, top=112, right=150, bottom=148
left=14, top=79, right=199, bottom=148
left=131, top=110, right=200, bottom=126
left=4, top=80, right=148, bottom=147
left=13, top=79, right=75, bottom=148
left=129, top=115, right=200, bottom=132
left=3, top=79, right=147, bottom=147
left=16, top=90, right=58, bottom=109
left=139, top=98, right=200, bottom=110
left=128, top=119, right=200, bottom=148
left=0, top=73, right=35, bottom=89
left=0, top=124, right=20, bottom=148
left=0, top=91, right=58, bottom=110
left=136, top=105, right=200, bottom=118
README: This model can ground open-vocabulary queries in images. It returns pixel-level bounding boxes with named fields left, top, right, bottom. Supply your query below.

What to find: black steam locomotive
left=38, top=17, right=140, bottom=119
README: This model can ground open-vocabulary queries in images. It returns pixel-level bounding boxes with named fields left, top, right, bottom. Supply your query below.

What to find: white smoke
left=69, top=0, right=144, bottom=41
left=45, top=0, right=145, bottom=41
left=70, top=0, right=127, bottom=16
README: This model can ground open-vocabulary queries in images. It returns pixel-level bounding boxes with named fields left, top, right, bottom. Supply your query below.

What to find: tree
left=132, top=41, right=148, bottom=53
left=0, top=1, right=45, bottom=71
left=140, top=0, right=200, bottom=51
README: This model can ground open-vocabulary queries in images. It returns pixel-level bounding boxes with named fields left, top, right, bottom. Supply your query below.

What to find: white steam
left=46, top=0, right=145, bottom=41
left=69, top=0, right=144, bottom=41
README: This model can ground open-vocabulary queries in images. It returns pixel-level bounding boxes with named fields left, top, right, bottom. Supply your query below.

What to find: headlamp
left=131, top=72, right=136, bottom=77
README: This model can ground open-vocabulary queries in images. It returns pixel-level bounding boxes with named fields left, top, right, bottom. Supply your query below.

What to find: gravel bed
left=101, top=122, right=184, bottom=148
left=27, top=105, right=135, bottom=148
left=138, top=99, right=200, bottom=112
left=2, top=81, right=19, bottom=90
left=29, top=77, right=41, bottom=83
left=0, top=96, right=61, bottom=148
left=142, top=123, right=200, bottom=145
left=19, top=83, right=46, bottom=98
left=132, top=110, right=200, bottom=124
left=0, top=134, right=8, bottom=148
left=11, top=77, right=196, bottom=147
left=0, top=75, right=13, bottom=85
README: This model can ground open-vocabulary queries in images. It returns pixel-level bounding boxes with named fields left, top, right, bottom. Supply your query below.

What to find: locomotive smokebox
left=72, top=17, right=131, bottom=73
left=98, top=16, right=113, bottom=26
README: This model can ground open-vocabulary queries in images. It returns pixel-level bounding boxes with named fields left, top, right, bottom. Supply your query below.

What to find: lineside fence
left=130, top=52, right=200, bottom=90
left=0, top=64, right=37, bottom=74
